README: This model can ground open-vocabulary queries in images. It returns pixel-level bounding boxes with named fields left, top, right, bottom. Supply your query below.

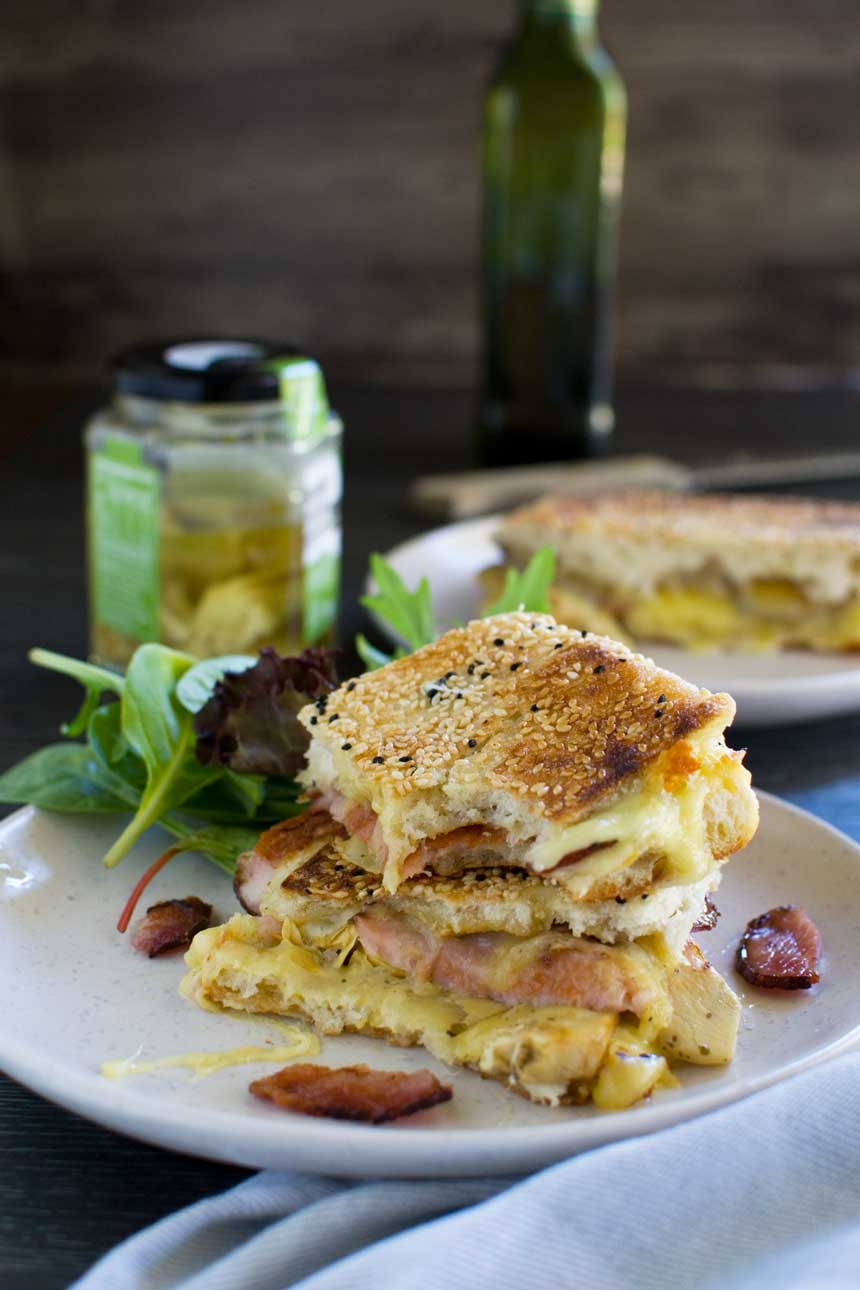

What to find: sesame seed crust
left=297, top=613, right=735, bottom=824
left=495, top=492, right=860, bottom=614
left=500, top=491, right=860, bottom=548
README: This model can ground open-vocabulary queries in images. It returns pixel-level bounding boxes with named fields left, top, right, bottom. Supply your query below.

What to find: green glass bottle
left=478, top=0, right=626, bottom=465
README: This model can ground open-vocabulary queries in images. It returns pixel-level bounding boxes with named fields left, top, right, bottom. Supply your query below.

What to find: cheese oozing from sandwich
left=297, top=613, right=757, bottom=893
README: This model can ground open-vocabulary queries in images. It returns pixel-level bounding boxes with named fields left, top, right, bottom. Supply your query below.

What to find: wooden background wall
left=1, top=0, right=859, bottom=418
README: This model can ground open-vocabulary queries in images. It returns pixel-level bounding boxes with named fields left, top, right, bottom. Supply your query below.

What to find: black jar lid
left=111, top=338, right=307, bottom=403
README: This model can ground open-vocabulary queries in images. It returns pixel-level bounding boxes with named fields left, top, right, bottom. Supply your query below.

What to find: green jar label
left=89, top=435, right=161, bottom=643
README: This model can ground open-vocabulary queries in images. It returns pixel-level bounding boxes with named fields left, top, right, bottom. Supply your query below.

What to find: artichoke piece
left=454, top=1005, right=616, bottom=1106
left=659, top=943, right=740, bottom=1066
left=592, top=1029, right=673, bottom=1111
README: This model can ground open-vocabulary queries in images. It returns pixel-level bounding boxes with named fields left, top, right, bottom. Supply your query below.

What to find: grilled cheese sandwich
left=297, top=613, right=757, bottom=894
left=184, top=612, right=754, bottom=1111
left=494, top=492, right=860, bottom=653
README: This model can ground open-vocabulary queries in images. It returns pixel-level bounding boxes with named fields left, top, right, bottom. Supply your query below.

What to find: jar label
left=302, top=447, right=341, bottom=644
left=89, top=435, right=161, bottom=643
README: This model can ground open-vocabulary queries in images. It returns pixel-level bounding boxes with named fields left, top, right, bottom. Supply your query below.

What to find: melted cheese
left=523, top=735, right=747, bottom=885
left=182, top=913, right=739, bottom=1109
left=101, top=1022, right=318, bottom=1081
left=626, top=585, right=860, bottom=652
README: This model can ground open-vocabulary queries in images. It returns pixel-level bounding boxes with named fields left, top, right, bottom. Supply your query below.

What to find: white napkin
left=73, top=1051, right=860, bottom=1290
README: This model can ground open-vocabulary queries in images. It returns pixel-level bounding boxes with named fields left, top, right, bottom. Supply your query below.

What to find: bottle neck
left=520, top=0, right=599, bottom=38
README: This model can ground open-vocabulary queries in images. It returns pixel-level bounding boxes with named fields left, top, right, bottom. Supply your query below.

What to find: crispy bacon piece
left=692, top=894, right=720, bottom=933
left=736, top=905, right=821, bottom=990
left=249, top=1063, right=452, bottom=1122
left=131, top=896, right=213, bottom=958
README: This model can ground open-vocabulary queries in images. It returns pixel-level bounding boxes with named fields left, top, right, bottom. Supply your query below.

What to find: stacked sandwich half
left=184, top=613, right=759, bottom=1109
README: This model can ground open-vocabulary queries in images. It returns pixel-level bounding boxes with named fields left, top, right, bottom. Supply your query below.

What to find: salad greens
left=0, top=545, right=556, bottom=916
left=358, top=546, right=556, bottom=669
left=0, top=643, right=316, bottom=887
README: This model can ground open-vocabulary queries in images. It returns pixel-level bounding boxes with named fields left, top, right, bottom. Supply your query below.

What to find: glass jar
left=85, top=339, right=342, bottom=669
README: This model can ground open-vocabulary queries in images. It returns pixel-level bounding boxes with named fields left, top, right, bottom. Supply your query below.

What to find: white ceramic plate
left=376, top=516, right=860, bottom=728
left=0, top=795, right=856, bottom=1178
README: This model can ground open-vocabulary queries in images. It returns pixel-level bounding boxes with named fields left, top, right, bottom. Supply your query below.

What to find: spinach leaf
left=0, top=743, right=130, bottom=813
left=86, top=704, right=146, bottom=805
left=29, top=647, right=125, bottom=738
left=159, top=815, right=261, bottom=876
left=175, top=654, right=257, bottom=715
left=102, top=645, right=223, bottom=868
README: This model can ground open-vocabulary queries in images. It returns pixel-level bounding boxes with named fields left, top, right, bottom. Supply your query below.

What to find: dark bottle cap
left=111, top=338, right=306, bottom=403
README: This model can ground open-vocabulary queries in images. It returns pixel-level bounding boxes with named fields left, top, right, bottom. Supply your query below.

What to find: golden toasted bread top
left=298, top=613, right=734, bottom=822
left=499, top=491, right=860, bottom=550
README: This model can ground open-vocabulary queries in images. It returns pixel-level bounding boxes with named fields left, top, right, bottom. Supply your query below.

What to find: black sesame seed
left=593, top=665, right=605, bottom=674
left=615, top=896, right=627, bottom=905
left=641, top=894, right=649, bottom=901
left=346, top=681, right=356, bottom=692
left=445, top=671, right=455, bottom=680
left=467, top=664, right=476, bottom=675
left=475, top=659, right=485, bottom=666
left=427, top=688, right=438, bottom=700
left=494, top=638, right=504, bottom=647
left=399, top=755, right=412, bottom=763
left=372, top=756, right=384, bottom=764
left=481, top=671, right=491, bottom=680
left=531, top=703, right=539, bottom=712
left=657, top=694, right=666, bottom=704
left=456, top=692, right=463, bottom=699
left=510, top=661, right=522, bottom=672
left=654, top=709, right=664, bottom=718
left=341, top=742, right=352, bottom=751
left=581, top=629, right=588, bottom=637
left=328, top=714, right=339, bottom=723
left=554, top=642, right=564, bottom=650
left=309, top=716, right=318, bottom=725
left=315, top=695, right=328, bottom=711
left=467, top=738, right=477, bottom=747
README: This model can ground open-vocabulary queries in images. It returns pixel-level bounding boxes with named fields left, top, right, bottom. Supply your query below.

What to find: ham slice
left=736, top=905, right=822, bottom=990
left=131, top=897, right=212, bottom=957
left=249, top=1063, right=452, bottom=1122
left=234, top=810, right=346, bottom=913
left=312, top=790, right=618, bottom=879
left=354, top=907, right=657, bottom=1017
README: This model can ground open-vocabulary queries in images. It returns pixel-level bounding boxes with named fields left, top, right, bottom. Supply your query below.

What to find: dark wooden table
left=3, top=382, right=860, bottom=1288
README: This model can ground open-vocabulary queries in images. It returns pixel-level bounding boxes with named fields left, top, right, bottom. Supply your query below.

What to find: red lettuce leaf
left=194, top=646, right=338, bottom=777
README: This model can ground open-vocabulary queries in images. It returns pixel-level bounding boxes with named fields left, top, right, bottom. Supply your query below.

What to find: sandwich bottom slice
left=182, top=898, right=741, bottom=1111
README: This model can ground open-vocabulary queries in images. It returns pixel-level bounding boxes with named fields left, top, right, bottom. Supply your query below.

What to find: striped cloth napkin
left=74, top=1051, right=860, bottom=1290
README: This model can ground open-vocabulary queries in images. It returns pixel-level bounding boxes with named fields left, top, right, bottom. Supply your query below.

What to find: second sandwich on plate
left=184, top=613, right=758, bottom=1110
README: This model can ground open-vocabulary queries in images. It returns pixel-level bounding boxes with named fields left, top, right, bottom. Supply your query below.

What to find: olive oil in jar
left=86, top=340, right=342, bottom=669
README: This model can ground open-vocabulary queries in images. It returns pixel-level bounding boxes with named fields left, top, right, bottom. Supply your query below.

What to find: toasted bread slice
left=496, top=492, right=860, bottom=652
left=182, top=915, right=740, bottom=1107
left=259, top=839, right=718, bottom=958
left=297, top=613, right=757, bottom=891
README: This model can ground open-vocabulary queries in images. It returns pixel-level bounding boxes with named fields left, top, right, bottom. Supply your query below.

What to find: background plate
left=377, top=515, right=860, bottom=728
left=0, top=795, right=856, bottom=1178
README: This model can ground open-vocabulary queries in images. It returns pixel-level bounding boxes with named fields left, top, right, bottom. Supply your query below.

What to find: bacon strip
left=249, top=1063, right=452, bottom=1122
left=736, top=905, right=821, bottom=990
left=131, top=896, right=212, bottom=958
